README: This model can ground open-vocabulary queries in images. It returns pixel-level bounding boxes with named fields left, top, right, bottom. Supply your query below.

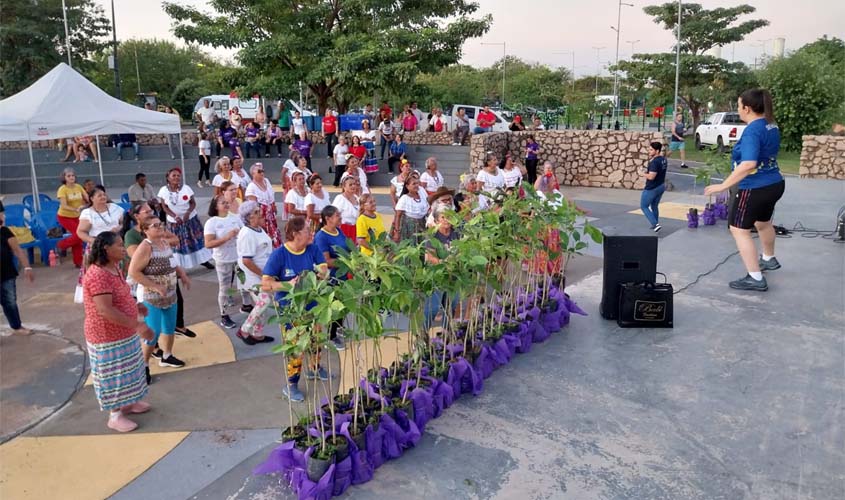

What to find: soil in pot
left=391, top=398, right=415, bottom=423
left=281, top=425, right=306, bottom=443
left=350, top=430, right=367, bottom=452
left=295, top=434, right=319, bottom=452
left=329, top=434, right=350, bottom=462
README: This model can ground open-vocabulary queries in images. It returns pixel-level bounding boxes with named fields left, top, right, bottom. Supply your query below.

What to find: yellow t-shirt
left=56, top=184, right=87, bottom=218
left=356, top=213, right=385, bottom=256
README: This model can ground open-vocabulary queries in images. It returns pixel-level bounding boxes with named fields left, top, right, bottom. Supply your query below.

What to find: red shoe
left=124, top=401, right=151, bottom=414
left=107, top=413, right=138, bottom=432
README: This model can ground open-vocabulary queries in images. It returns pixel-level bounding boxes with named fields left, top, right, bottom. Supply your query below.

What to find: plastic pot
left=330, top=435, right=350, bottom=462
left=306, top=453, right=332, bottom=482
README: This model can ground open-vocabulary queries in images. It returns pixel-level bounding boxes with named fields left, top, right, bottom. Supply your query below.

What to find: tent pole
left=25, top=131, right=40, bottom=212
left=178, top=131, right=185, bottom=172
left=95, top=135, right=104, bottom=185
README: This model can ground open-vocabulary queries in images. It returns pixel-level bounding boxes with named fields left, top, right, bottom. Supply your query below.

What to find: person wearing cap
left=425, top=186, right=455, bottom=228
left=0, top=201, right=35, bottom=335
left=509, top=115, right=526, bottom=132
left=419, top=157, right=445, bottom=196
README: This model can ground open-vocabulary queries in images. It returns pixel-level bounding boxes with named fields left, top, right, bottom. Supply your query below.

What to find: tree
left=615, top=3, right=768, bottom=130
left=87, top=39, right=219, bottom=103
left=164, top=0, right=491, bottom=114
left=0, top=0, right=110, bottom=96
left=762, top=37, right=845, bottom=151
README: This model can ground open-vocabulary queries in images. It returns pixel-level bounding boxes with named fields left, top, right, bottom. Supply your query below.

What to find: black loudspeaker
left=599, top=234, right=658, bottom=319
left=617, top=282, right=674, bottom=328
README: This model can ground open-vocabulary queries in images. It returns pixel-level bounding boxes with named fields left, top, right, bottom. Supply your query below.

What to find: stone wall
left=1, top=130, right=457, bottom=150
left=470, top=130, right=664, bottom=190
left=799, top=135, right=845, bottom=179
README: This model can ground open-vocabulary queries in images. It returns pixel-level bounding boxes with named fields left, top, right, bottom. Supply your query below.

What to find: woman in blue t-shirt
left=261, top=216, right=328, bottom=402
left=704, top=89, right=785, bottom=292
left=313, top=205, right=350, bottom=352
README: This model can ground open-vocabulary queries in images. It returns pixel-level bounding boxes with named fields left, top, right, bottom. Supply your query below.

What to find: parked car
left=192, top=96, right=316, bottom=125
left=445, top=104, right=511, bottom=132
left=695, top=112, right=747, bottom=153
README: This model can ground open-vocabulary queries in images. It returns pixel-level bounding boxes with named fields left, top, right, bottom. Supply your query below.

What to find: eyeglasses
left=147, top=222, right=163, bottom=229
left=255, top=169, right=265, bottom=174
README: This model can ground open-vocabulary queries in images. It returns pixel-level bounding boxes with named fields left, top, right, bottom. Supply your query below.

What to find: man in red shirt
left=379, top=101, right=392, bottom=121
left=475, top=105, right=495, bottom=134
left=322, top=109, right=338, bottom=160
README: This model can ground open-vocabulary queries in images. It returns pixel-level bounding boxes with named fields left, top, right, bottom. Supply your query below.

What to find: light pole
left=626, top=39, right=640, bottom=56
left=61, top=0, right=72, bottom=66
left=482, top=42, right=507, bottom=107
left=553, top=51, right=576, bottom=90
left=672, top=1, right=682, bottom=119
left=592, top=46, right=605, bottom=98
left=611, top=1, right=634, bottom=122
left=110, top=0, right=121, bottom=99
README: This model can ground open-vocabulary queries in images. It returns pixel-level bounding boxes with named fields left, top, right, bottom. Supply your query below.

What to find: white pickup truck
left=694, top=112, right=747, bottom=153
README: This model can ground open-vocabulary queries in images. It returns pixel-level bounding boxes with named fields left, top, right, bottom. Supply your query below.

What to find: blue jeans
left=473, top=126, right=491, bottom=134
left=1, top=278, right=22, bottom=330
left=117, top=142, right=139, bottom=158
left=424, top=290, right=459, bottom=331
left=640, top=183, right=666, bottom=227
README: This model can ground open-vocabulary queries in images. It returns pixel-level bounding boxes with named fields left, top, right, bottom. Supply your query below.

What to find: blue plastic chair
left=120, top=193, right=130, bottom=203
left=30, top=211, right=69, bottom=265
left=2, top=204, right=38, bottom=264
left=22, top=193, right=54, bottom=213
left=40, top=200, right=61, bottom=213
left=117, top=202, right=132, bottom=212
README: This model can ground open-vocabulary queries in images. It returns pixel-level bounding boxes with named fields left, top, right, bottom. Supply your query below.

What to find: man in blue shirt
left=640, top=142, right=668, bottom=232
left=704, top=89, right=784, bottom=291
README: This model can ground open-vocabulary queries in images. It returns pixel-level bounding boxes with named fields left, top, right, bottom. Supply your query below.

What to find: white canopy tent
left=0, top=63, right=182, bottom=210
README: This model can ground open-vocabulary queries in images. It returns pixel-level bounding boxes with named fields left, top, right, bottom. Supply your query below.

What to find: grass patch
left=678, top=137, right=800, bottom=175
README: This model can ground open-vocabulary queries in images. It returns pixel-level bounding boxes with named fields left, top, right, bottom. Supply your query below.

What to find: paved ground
left=1, top=178, right=842, bottom=499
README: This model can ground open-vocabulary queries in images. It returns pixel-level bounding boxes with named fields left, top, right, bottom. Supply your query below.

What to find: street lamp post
left=110, top=0, right=121, bottom=99
left=592, top=46, right=606, bottom=98
left=482, top=42, right=507, bottom=107
left=61, top=0, right=72, bottom=66
left=673, top=0, right=682, bottom=118
left=626, top=39, right=640, bottom=56
left=611, top=1, right=634, bottom=122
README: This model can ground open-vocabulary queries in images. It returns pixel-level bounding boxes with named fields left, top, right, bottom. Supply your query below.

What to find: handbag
left=617, top=279, right=674, bottom=328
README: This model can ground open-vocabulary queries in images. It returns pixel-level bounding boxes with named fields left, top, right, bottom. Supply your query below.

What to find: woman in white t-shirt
left=419, top=157, right=445, bottom=196
left=74, top=185, right=125, bottom=303
left=284, top=170, right=309, bottom=220
left=500, top=154, right=524, bottom=189
left=198, top=133, right=212, bottom=187
left=291, top=110, right=307, bottom=137
left=211, top=156, right=233, bottom=196
left=332, top=176, right=360, bottom=240
left=204, top=195, right=251, bottom=329
left=244, top=162, right=281, bottom=248
left=332, top=135, right=349, bottom=187
left=475, top=153, right=506, bottom=208
left=235, top=201, right=275, bottom=345
left=391, top=176, right=429, bottom=244
left=390, top=159, right=414, bottom=207
left=353, top=121, right=379, bottom=173
left=305, top=174, right=331, bottom=229
left=230, top=157, right=251, bottom=198
left=157, top=168, right=213, bottom=269
left=339, top=156, right=369, bottom=195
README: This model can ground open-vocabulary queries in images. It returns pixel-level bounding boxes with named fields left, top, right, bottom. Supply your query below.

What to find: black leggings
left=525, top=159, right=539, bottom=185
left=333, top=164, right=346, bottom=187
left=198, top=155, right=211, bottom=181
left=265, top=139, right=284, bottom=156
left=176, top=282, right=185, bottom=329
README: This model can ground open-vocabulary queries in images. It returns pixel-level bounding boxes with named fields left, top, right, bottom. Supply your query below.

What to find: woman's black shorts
left=728, top=179, right=785, bottom=230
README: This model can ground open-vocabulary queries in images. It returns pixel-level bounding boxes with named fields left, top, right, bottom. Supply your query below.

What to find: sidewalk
left=1, top=180, right=842, bottom=499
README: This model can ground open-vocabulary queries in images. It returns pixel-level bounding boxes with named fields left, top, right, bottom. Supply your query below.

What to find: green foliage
left=616, top=2, right=767, bottom=129
left=163, top=0, right=492, bottom=113
left=763, top=37, right=845, bottom=151
left=0, top=0, right=111, bottom=96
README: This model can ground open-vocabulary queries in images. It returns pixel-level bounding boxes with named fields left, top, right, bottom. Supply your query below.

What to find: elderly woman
left=313, top=205, right=349, bottom=350
left=339, top=155, right=369, bottom=195
left=475, top=152, right=506, bottom=209
left=419, top=157, right=445, bottom=196
left=157, top=168, right=213, bottom=270
left=75, top=186, right=125, bottom=303
left=204, top=195, right=251, bottom=330
left=331, top=135, right=349, bottom=187
left=305, top=173, right=331, bottom=229
left=356, top=193, right=386, bottom=256
left=333, top=176, right=360, bottom=240
left=211, top=156, right=233, bottom=196
left=56, top=167, right=89, bottom=267
left=245, top=163, right=281, bottom=248
left=262, top=216, right=328, bottom=402
left=129, top=217, right=191, bottom=379
left=82, top=232, right=153, bottom=432
left=424, top=206, right=461, bottom=331
left=392, top=175, right=429, bottom=244
left=231, top=157, right=251, bottom=198
left=284, top=170, right=309, bottom=220
left=235, top=201, right=276, bottom=346
left=454, top=174, right=480, bottom=215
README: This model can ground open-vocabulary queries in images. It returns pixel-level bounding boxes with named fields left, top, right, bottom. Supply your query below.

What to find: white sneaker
left=197, top=180, right=203, bottom=188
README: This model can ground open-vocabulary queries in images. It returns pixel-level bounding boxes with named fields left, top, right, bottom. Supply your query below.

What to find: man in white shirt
left=128, top=173, right=156, bottom=203
left=411, top=101, right=426, bottom=126
left=196, top=99, right=218, bottom=133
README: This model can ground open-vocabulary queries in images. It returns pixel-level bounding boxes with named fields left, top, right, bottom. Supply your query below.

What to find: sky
left=95, top=0, right=845, bottom=77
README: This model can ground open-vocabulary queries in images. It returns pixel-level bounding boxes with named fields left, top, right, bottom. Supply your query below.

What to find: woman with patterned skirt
left=82, top=232, right=153, bottom=432
left=157, top=168, right=213, bottom=270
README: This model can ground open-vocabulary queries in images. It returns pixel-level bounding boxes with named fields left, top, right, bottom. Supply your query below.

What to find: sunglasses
left=255, top=169, right=265, bottom=174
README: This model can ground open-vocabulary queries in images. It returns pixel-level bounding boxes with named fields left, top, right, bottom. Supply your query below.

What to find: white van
left=445, top=104, right=511, bottom=132
left=193, top=95, right=264, bottom=122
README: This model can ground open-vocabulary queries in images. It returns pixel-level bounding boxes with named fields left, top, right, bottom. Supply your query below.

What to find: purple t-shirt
left=293, top=139, right=313, bottom=158
left=526, top=142, right=539, bottom=160
left=246, top=127, right=259, bottom=138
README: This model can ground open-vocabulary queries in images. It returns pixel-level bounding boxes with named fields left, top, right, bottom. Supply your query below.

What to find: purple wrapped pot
left=339, top=422, right=374, bottom=486
left=531, top=320, right=551, bottom=343
left=378, top=413, right=403, bottom=460
left=407, top=387, right=435, bottom=432
left=516, top=320, right=534, bottom=353
left=493, top=337, right=512, bottom=365
left=253, top=439, right=305, bottom=480
left=540, top=307, right=562, bottom=334
left=501, top=332, right=521, bottom=358
left=289, top=448, right=336, bottom=500
left=446, top=357, right=483, bottom=397
left=423, top=375, right=454, bottom=417
left=473, top=344, right=496, bottom=379
left=702, top=206, right=716, bottom=226
left=365, top=421, right=386, bottom=469
left=687, top=211, right=699, bottom=228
